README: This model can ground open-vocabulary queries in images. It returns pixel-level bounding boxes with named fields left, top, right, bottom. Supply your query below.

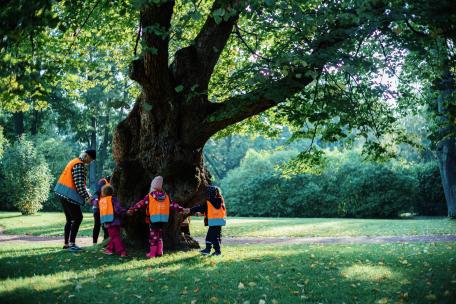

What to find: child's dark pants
left=205, top=226, right=222, bottom=252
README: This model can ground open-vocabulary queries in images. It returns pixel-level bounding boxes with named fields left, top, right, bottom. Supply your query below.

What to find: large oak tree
left=110, top=0, right=396, bottom=249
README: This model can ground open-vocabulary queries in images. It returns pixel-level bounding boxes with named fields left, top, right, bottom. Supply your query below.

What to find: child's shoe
left=200, top=243, right=212, bottom=255
left=156, top=241, right=163, bottom=257
left=200, top=248, right=211, bottom=255
left=68, top=244, right=83, bottom=252
left=211, top=251, right=221, bottom=256
left=146, top=245, right=157, bottom=258
left=103, top=249, right=113, bottom=255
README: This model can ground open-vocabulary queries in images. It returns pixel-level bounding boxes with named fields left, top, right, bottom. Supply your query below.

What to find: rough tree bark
left=435, top=72, right=456, bottom=218
left=111, top=0, right=358, bottom=250
left=436, top=137, right=456, bottom=218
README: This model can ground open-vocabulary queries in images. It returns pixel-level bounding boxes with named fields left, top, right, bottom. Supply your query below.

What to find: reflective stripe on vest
left=207, top=198, right=227, bottom=226
left=54, top=158, right=85, bottom=205
left=148, top=193, right=170, bottom=223
left=99, top=196, right=114, bottom=224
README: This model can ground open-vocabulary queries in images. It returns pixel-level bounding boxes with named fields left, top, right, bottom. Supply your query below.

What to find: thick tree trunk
left=436, top=72, right=456, bottom=218
left=112, top=97, right=209, bottom=250
left=436, top=137, right=456, bottom=218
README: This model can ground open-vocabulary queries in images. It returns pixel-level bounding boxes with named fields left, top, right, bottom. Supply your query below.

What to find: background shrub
left=0, top=136, right=52, bottom=214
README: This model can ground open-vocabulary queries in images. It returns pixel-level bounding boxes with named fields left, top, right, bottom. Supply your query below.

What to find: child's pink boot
left=146, top=245, right=157, bottom=258
left=156, top=240, right=163, bottom=257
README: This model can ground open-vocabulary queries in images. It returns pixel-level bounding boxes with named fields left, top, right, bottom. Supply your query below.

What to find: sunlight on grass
left=340, top=264, right=399, bottom=281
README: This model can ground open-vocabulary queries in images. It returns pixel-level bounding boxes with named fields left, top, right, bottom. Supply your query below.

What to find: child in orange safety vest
left=186, top=185, right=226, bottom=256
left=98, top=185, right=127, bottom=257
left=127, top=176, right=185, bottom=258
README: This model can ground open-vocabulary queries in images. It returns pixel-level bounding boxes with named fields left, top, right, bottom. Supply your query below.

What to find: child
left=127, top=176, right=185, bottom=258
left=99, top=185, right=127, bottom=257
left=186, top=185, right=226, bottom=256
left=92, top=176, right=110, bottom=245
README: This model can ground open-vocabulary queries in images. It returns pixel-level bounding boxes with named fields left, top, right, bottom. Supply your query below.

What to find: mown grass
left=0, top=241, right=455, bottom=303
left=1, top=212, right=456, bottom=238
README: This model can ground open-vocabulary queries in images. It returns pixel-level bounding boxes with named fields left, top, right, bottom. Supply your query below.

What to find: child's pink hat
left=150, top=176, right=163, bottom=191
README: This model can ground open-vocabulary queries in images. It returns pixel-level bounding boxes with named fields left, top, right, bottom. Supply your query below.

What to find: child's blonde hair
left=101, top=185, right=114, bottom=197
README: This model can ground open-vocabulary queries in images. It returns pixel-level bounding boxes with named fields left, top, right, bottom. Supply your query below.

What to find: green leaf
left=175, top=85, right=184, bottom=93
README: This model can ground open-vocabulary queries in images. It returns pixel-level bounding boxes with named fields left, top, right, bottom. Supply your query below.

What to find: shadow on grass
left=0, top=214, right=23, bottom=220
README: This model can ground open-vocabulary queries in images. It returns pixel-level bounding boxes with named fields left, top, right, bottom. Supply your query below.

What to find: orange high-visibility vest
left=99, top=196, right=114, bottom=224
left=148, top=193, right=170, bottom=223
left=206, top=197, right=226, bottom=226
left=54, top=158, right=85, bottom=205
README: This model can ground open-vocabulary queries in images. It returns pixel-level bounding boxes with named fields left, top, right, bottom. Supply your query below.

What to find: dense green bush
left=412, top=162, right=447, bottom=216
left=220, top=150, right=445, bottom=218
left=221, top=149, right=294, bottom=217
left=335, top=157, right=417, bottom=218
left=0, top=136, right=53, bottom=214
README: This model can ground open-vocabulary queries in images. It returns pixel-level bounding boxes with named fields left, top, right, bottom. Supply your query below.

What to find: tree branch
left=67, top=0, right=102, bottom=55
left=172, top=0, right=246, bottom=93
left=193, top=0, right=245, bottom=84
left=203, top=71, right=315, bottom=137
left=133, top=1, right=175, bottom=97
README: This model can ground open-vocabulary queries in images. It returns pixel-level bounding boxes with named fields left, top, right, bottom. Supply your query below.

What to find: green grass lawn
left=1, top=211, right=456, bottom=238
left=0, top=241, right=455, bottom=303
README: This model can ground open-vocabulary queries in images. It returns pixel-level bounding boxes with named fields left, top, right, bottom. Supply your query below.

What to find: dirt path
left=1, top=229, right=456, bottom=246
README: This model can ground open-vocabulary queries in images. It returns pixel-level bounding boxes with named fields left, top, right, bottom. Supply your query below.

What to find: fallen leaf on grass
left=425, top=294, right=436, bottom=301
left=134, top=294, right=142, bottom=299
left=376, top=297, right=388, bottom=304
left=248, top=282, right=257, bottom=287
left=238, top=282, right=245, bottom=289
left=259, top=300, right=266, bottom=304
left=210, top=296, right=218, bottom=303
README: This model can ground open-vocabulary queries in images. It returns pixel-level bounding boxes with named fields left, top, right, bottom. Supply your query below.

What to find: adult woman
left=54, top=150, right=95, bottom=252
